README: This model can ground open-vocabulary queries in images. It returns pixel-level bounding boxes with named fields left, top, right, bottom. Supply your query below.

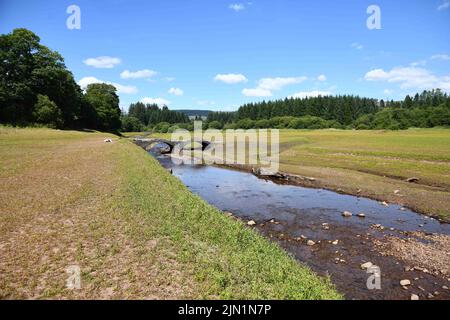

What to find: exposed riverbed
left=148, top=147, right=450, bottom=300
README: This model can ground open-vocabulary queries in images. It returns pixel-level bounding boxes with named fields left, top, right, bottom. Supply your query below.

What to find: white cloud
left=290, top=90, right=332, bottom=99
left=431, top=53, right=450, bottom=61
left=317, top=74, right=327, bottom=82
left=242, top=76, right=307, bottom=97
left=140, top=97, right=170, bottom=106
left=438, top=1, right=450, bottom=10
left=168, top=87, right=184, bottom=96
left=120, top=69, right=158, bottom=79
left=383, top=89, right=394, bottom=95
left=364, top=66, right=450, bottom=91
left=242, top=88, right=273, bottom=97
left=78, top=76, right=138, bottom=94
left=351, top=42, right=363, bottom=50
left=83, top=56, right=121, bottom=69
left=214, top=73, right=248, bottom=84
left=229, top=3, right=245, bottom=11
left=410, top=60, right=427, bottom=67
left=164, top=77, right=176, bottom=82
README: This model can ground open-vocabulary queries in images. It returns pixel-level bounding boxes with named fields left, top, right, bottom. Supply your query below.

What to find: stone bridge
left=134, top=138, right=211, bottom=154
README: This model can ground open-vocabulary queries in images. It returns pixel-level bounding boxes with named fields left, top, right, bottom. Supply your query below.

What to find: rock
left=357, top=189, right=362, bottom=194
left=400, top=207, right=407, bottom=211
left=442, top=286, right=448, bottom=290
left=410, top=294, right=419, bottom=300
left=300, top=235, right=307, bottom=240
left=400, top=279, right=411, bottom=286
left=247, top=220, right=256, bottom=226
left=269, top=219, right=275, bottom=223
left=104, top=138, right=113, bottom=143
left=307, top=240, right=315, bottom=246
left=342, top=211, right=352, bottom=217
left=332, top=240, right=339, bottom=245
left=381, top=201, right=389, bottom=207
left=406, top=177, right=419, bottom=183
left=361, top=262, right=373, bottom=270
left=394, top=190, right=400, bottom=194
left=427, top=293, right=434, bottom=299
left=357, top=213, right=366, bottom=218
left=224, top=212, right=233, bottom=217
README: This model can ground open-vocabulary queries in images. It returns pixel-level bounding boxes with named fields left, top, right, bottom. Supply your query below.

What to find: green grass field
left=0, top=127, right=339, bottom=299
left=142, top=128, right=450, bottom=220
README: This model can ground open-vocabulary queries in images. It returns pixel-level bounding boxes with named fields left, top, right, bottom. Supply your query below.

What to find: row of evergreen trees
left=126, top=102, right=189, bottom=126
left=0, top=29, right=122, bottom=132
left=205, top=90, right=450, bottom=130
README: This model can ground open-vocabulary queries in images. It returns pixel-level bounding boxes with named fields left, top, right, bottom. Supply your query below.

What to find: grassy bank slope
left=0, top=127, right=339, bottom=299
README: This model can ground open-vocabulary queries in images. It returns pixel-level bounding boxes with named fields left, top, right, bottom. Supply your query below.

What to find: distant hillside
left=175, top=110, right=212, bottom=118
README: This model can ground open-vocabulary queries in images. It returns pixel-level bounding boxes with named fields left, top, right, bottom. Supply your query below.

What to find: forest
left=205, top=91, right=450, bottom=130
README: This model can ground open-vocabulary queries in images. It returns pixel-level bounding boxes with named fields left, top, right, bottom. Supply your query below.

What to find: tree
left=0, top=28, right=83, bottom=126
left=33, top=94, right=63, bottom=128
left=121, top=116, right=143, bottom=132
left=84, top=83, right=121, bottom=132
left=207, top=121, right=223, bottom=129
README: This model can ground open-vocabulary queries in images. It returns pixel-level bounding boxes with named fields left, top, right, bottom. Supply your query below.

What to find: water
left=151, top=149, right=450, bottom=300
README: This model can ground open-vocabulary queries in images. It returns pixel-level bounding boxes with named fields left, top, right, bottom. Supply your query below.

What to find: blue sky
left=1, top=0, right=450, bottom=111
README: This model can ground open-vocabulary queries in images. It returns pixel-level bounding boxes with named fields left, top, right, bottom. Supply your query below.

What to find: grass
left=147, top=128, right=450, bottom=220
left=276, top=129, right=450, bottom=220
left=0, top=127, right=339, bottom=299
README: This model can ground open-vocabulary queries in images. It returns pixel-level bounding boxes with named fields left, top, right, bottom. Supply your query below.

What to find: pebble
left=427, top=293, right=434, bottom=299
left=357, top=213, right=366, bottom=218
left=400, top=279, right=411, bottom=286
left=361, top=262, right=373, bottom=270
left=332, top=240, right=339, bottom=245
left=410, top=294, right=419, bottom=300
left=247, top=220, right=256, bottom=226
left=381, top=201, right=389, bottom=207
left=394, top=190, right=400, bottom=194
left=307, top=240, right=315, bottom=246
left=443, top=286, right=448, bottom=290
left=342, top=211, right=352, bottom=217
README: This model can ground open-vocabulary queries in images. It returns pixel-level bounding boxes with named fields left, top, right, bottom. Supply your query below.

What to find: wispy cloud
left=78, top=76, right=138, bottom=94
left=168, top=87, right=184, bottom=96
left=438, top=0, right=450, bottom=11
left=431, top=53, right=450, bottom=61
left=214, top=73, right=248, bottom=84
left=317, top=74, right=327, bottom=82
left=364, top=66, right=450, bottom=91
left=120, top=69, right=157, bottom=79
left=140, top=97, right=170, bottom=106
left=351, top=42, right=363, bottom=50
left=83, top=56, right=121, bottom=69
left=229, top=3, right=245, bottom=12
left=242, top=76, right=307, bottom=97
